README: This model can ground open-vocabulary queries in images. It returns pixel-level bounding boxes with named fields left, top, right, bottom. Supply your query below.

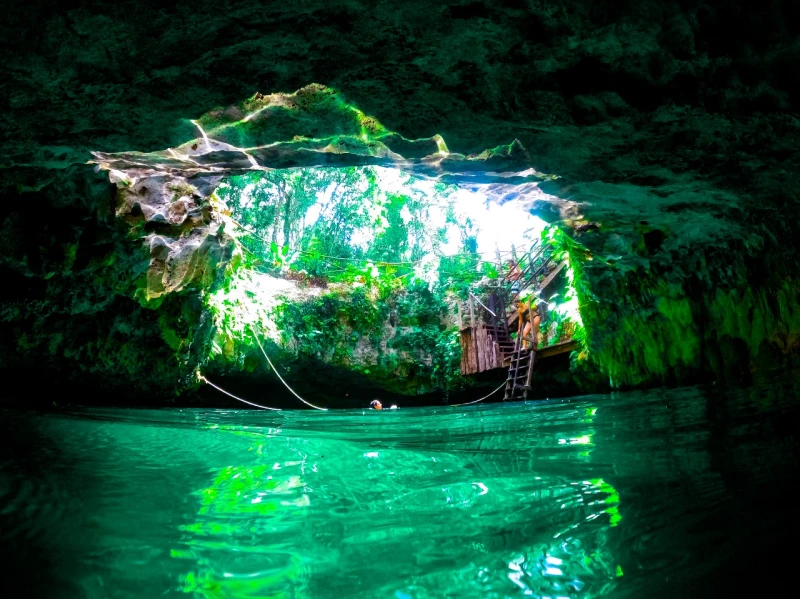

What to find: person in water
left=370, top=399, right=397, bottom=410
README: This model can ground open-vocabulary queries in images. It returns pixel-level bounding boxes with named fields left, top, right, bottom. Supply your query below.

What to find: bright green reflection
left=177, top=430, right=311, bottom=598
left=167, top=403, right=623, bottom=599
left=5, top=371, right=799, bottom=598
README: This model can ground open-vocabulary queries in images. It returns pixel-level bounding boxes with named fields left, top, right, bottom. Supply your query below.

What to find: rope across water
left=200, top=327, right=505, bottom=411
left=198, top=327, right=327, bottom=411
left=197, top=373, right=281, bottom=410
left=249, top=325, right=328, bottom=411
left=447, top=381, right=506, bottom=407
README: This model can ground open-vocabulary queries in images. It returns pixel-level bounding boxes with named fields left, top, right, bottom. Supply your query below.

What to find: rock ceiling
left=2, top=0, right=798, bottom=271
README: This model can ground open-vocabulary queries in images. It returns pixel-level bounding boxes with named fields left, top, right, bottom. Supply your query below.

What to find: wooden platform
left=501, top=339, right=579, bottom=365
left=460, top=324, right=578, bottom=375
left=457, top=253, right=573, bottom=380
left=536, top=339, right=579, bottom=359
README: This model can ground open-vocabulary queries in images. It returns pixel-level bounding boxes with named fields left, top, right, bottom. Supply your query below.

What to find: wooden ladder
left=503, top=335, right=535, bottom=401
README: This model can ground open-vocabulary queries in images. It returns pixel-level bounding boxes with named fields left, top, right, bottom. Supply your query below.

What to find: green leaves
left=480, top=262, right=499, bottom=279
left=207, top=164, right=509, bottom=393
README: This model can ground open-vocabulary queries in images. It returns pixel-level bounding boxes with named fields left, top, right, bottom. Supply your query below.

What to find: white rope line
left=449, top=381, right=507, bottom=407
left=469, top=291, right=496, bottom=316
left=198, top=374, right=281, bottom=411
left=200, top=328, right=504, bottom=411
left=200, top=365, right=503, bottom=411
left=250, top=325, right=328, bottom=411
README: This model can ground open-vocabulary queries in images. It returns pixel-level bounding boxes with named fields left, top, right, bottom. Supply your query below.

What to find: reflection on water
left=1, top=369, right=799, bottom=598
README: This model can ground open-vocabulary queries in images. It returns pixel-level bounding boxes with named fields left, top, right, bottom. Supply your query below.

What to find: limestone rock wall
left=113, top=173, right=233, bottom=304
left=2, top=1, right=800, bottom=400
left=0, top=166, right=234, bottom=400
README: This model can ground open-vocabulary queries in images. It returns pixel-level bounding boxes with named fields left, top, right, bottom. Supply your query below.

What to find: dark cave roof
left=2, top=0, right=799, bottom=215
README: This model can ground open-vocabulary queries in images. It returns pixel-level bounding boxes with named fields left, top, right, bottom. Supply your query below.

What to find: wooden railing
left=457, top=242, right=570, bottom=387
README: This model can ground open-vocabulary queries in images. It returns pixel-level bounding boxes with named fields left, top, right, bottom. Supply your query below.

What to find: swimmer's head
left=370, top=399, right=383, bottom=410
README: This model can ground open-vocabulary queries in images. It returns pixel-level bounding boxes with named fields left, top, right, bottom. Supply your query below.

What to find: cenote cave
left=2, top=1, right=800, bottom=597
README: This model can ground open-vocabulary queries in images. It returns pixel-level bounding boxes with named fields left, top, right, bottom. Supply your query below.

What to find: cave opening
left=201, top=164, right=585, bottom=408
left=89, top=85, right=589, bottom=408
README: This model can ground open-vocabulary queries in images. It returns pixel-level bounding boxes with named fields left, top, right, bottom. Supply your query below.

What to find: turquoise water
left=2, top=372, right=799, bottom=598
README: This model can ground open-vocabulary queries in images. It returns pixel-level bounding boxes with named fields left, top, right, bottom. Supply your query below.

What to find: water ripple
left=1, top=369, right=800, bottom=597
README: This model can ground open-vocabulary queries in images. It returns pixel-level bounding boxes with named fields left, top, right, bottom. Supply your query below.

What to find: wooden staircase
left=486, top=293, right=514, bottom=357
left=483, top=241, right=559, bottom=401
left=457, top=241, right=570, bottom=397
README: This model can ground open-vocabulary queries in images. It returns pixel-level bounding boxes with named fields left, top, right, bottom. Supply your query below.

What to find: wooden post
left=474, top=324, right=482, bottom=372
left=487, top=294, right=496, bottom=337
left=456, top=299, right=463, bottom=330
left=469, top=295, right=475, bottom=329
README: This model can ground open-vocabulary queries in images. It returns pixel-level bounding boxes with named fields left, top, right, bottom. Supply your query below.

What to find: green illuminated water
left=2, top=372, right=799, bottom=598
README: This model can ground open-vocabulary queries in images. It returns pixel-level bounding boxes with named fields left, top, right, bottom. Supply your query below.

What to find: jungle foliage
left=212, top=167, right=485, bottom=394
left=210, top=166, right=585, bottom=396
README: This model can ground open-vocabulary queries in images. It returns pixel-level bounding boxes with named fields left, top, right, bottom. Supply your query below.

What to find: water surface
left=2, top=372, right=799, bottom=598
